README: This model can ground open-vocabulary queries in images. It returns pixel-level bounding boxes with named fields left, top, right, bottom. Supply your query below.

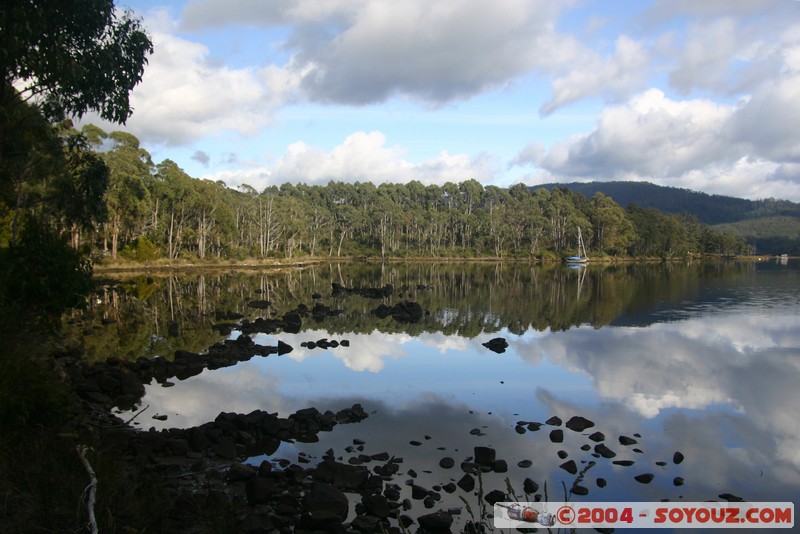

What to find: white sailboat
left=565, top=227, right=588, bottom=264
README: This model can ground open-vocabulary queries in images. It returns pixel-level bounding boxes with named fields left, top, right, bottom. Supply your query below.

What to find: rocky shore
left=55, top=281, right=741, bottom=533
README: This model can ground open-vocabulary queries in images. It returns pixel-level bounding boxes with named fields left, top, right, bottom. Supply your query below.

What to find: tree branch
left=76, top=445, right=99, bottom=534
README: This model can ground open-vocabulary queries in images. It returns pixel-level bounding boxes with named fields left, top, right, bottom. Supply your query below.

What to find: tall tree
left=0, top=0, right=152, bottom=125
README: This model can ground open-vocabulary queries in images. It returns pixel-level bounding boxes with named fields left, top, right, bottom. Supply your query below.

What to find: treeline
left=3, top=124, right=749, bottom=264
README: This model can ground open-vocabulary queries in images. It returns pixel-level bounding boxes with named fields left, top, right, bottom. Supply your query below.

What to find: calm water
left=74, top=260, right=800, bottom=531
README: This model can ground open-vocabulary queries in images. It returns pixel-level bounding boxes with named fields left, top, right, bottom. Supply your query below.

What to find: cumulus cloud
left=207, top=130, right=498, bottom=190
left=179, top=0, right=593, bottom=107
left=183, top=0, right=693, bottom=115
left=523, top=71, right=800, bottom=199
left=541, top=35, right=649, bottom=115
left=89, top=9, right=297, bottom=146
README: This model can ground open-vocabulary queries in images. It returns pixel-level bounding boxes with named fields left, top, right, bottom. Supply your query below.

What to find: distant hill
left=531, top=181, right=800, bottom=254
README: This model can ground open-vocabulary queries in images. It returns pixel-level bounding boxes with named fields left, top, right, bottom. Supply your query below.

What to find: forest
left=1, top=123, right=749, bottom=266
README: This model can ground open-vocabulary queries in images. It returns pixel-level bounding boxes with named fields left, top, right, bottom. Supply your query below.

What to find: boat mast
left=577, top=226, right=587, bottom=259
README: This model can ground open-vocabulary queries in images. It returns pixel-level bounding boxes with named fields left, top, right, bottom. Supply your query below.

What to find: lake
left=72, top=260, right=800, bottom=531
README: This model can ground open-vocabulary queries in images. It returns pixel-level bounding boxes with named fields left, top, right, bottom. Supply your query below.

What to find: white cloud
left=206, top=130, right=498, bottom=190
left=124, top=30, right=277, bottom=145
left=180, top=0, right=586, bottom=107
left=527, top=76, right=800, bottom=200
left=539, top=89, right=735, bottom=176
left=541, top=35, right=649, bottom=115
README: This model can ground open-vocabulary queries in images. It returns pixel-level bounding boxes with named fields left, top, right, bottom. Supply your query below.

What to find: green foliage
left=44, top=130, right=757, bottom=260
left=120, top=235, right=160, bottom=261
left=0, top=220, right=93, bottom=328
left=0, top=0, right=153, bottom=123
left=0, top=344, right=74, bottom=427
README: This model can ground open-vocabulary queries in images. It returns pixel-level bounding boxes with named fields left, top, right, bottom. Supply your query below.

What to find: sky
left=90, top=0, right=800, bottom=201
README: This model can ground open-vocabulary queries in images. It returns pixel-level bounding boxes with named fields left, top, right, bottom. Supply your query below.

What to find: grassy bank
left=92, top=253, right=771, bottom=275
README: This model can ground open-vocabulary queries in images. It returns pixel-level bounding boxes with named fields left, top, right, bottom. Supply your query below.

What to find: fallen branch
left=76, top=445, right=99, bottom=534
left=124, top=403, right=150, bottom=425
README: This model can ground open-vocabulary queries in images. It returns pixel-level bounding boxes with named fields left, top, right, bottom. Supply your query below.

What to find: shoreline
left=91, top=254, right=778, bottom=275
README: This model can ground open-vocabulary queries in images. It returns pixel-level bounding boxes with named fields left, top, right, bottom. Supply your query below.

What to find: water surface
left=72, top=260, right=800, bottom=530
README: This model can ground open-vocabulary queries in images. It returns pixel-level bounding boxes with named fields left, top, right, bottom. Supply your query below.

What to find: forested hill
left=532, top=181, right=800, bottom=225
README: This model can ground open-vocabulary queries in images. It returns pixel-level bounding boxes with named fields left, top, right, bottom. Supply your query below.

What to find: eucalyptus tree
left=155, top=160, right=196, bottom=259
left=102, top=130, right=154, bottom=256
left=588, top=192, right=635, bottom=255
left=0, top=0, right=151, bottom=329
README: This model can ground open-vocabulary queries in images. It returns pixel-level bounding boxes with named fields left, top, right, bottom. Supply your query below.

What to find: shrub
left=120, top=236, right=160, bottom=262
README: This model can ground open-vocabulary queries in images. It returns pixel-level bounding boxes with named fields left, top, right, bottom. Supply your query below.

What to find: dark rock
left=214, top=438, right=238, bottom=460
left=594, top=443, right=616, bottom=458
left=549, top=429, right=564, bottom=443
left=392, top=301, right=423, bottom=323
left=619, top=435, right=638, bottom=446
left=228, top=462, right=256, bottom=481
left=673, top=451, right=684, bottom=464
left=655, top=461, right=667, bottom=466
left=482, top=337, right=508, bottom=354
left=247, top=300, right=271, bottom=309
left=384, top=486, right=401, bottom=501
left=514, top=425, right=526, bottom=434
left=527, top=422, right=542, bottom=431
left=442, top=482, right=456, bottom=493
left=313, top=459, right=369, bottom=490
left=571, top=484, right=589, bottom=496
left=418, top=511, right=453, bottom=532
left=409, top=440, right=422, bottom=446
left=560, top=460, right=578, bottom=474
left=439, top=457, right=455, bottom=469
left=588, top=431, right=605, bottom=442
left=257, top=460, right=273, bottom=477
left=545, top=416, right=562, bottom=426
left=557, top=450, right=568, bottom=459
left=423, top=495, right=436, bottom=509
left=612, top=460, right=635, bottom=467
left=474, top=446, right=496, bottom=466
left=350, top=515, right=382, bottom=532
left=167, top=438, right=189, bottom=455
left=719, top=493, right=744, bottom=502
left=580, top=444, right=591, bottom=451
left=673, top=477, right=684, bottom=486
left=362, top=494, right=390, bottom=518
left=245, top=477, right=275, bottom=505
left=484, top=489, right=506, bottom=505
left=634, top=473, right=654, bottom=484
left=282, top=311, right=302, bottom=334
left=596, top=478, right=607, bottom=488
left=277, top=340, right=293, bottom=355
left=301, top=482, right=348, bottom=526
left=411, top=484, right=429, bottom=500
left=565, top=416, right=595, bottom=432
left=523, top=478, right=539, bottom=494
left=492, top=459, right=508, bottom=473
left=517, top=459, right=532, bottom=468
left=457, top=473, right=475, bottom=492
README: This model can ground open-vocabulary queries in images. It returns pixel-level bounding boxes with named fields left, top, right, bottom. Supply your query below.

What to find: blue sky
left=95, top=0, right=800, bottom=201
